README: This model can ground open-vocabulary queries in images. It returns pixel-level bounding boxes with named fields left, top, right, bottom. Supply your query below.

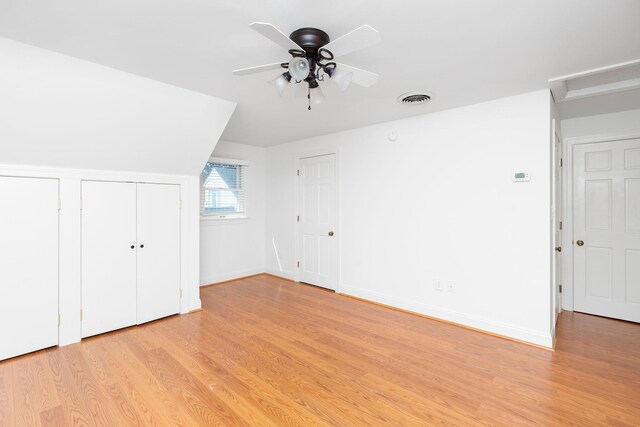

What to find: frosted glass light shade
left=331, top=67, right=353, bottom=91
left=269, top=74, right=290, bottom=96
left=288, top=57, right=310, bottom=81
left=310, top=86, right=325, bottom=104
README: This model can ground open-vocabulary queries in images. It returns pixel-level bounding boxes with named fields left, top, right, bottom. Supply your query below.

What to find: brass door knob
left=555, top=246, right=562, bottom=252
left=576, top=240, right=584, bottom=246
left=328, top=231, right=334, bottom=236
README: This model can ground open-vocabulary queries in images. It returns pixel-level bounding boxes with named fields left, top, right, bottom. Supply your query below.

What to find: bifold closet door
left=82, top=181, right=137, bottom=338
left=0, top=177, right=59, bottom=360
left=136, top=183, right=181, bottom=324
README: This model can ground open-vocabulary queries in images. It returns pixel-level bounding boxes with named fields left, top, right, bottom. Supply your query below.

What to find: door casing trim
left=561, top=131, right=640, bottom=311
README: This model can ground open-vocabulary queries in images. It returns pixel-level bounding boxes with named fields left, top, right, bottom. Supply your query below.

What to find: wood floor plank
left=0, top=274, right=639, bottom=425
left=0, top=358, right=14, bottom=427
left=156, top=308, right=361, bottom=425
left=104, top=335, right=202, bottom=426
left=202, top=293, right=479, bottom=424
left=39, top=405, right=66, bottom=427
left=7, top=350, right=62, bottom=427
left=146, top=322, right=331, bottom=426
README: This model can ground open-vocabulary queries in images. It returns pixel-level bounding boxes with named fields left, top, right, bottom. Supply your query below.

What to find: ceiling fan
left=232, top=22, right=381, bottom=110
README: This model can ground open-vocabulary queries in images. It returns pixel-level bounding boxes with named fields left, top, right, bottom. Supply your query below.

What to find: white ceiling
left=1, top=0, right=639, bottom=146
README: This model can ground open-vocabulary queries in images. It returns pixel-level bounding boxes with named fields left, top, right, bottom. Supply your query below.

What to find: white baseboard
left=200, top=267, right=265, bottom=287
left=339, top=285, right=553, bottom=348
left=265, top=268, right=295, bottom=281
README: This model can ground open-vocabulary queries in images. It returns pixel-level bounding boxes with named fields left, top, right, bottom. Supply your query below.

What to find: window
left=200, top=160, right=246, bottom=218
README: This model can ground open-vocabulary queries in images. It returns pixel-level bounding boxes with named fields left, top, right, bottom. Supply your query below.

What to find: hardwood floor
left=1, top=274, right=639, bottom=426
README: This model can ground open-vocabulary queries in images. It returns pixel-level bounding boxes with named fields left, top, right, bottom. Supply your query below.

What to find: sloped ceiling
left=0, top=0, right=639, bottom=146
left=0, top=38, right=235, bottom=175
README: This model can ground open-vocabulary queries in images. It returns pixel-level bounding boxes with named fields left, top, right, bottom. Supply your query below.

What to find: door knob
left=130, top=245, right=135, bottom=249
left=328, top=231, right=334, bottom=236
left=555, top=246, right=562, bottom=252
left=140, top=244, right=144, bottom=248
left=576, top=240, right=584, bottom=246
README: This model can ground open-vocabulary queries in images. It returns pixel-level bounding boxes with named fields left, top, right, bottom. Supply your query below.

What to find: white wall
left=200, top=141, right=267, bottom=285
left=0, top=38, right=235, bottom=347
left=561, top=109, right=640, bottom=140
left=0, top=37, right=235, bottom=175
left=266, top=90, right=554, bottom=347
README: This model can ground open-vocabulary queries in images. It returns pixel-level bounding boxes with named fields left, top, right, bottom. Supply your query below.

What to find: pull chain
left=308, top=86, right=311, bottom=111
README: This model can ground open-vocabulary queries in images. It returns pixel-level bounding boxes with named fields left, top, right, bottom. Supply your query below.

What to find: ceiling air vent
left=397, top=92, right=432, bottom=105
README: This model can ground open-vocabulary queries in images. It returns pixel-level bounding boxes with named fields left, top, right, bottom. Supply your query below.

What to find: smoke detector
left=397, top=92, right=433, bottom=105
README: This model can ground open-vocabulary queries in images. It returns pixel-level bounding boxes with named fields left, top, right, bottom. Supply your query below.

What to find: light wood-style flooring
left=1, top=274, right=639, bottom=425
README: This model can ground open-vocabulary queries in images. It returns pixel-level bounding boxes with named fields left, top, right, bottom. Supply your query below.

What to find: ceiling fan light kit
left=327, top=67, right=353, bottom=91
left=269, top=72, right=292, bottom=95
left=233, top=22, right=381, bottom=110
left=288, top=56, right=311, bottom=81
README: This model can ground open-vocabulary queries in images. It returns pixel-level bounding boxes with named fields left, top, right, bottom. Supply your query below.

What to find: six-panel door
left=573, top=138, right=640, bottom=323
left=0, top=177, right=59, bottom=360
left=298, top=154, right=338, bottom=290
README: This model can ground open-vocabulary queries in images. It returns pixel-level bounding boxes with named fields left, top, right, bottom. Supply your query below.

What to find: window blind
left=200, top=162, right=246, bottom=216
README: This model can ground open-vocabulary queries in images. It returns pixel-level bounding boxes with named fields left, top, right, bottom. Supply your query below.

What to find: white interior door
left=0, top=177, right=59, bottom=360
left=82, top=181, right=137, bottom=338
left=573, top=138, right=640, bottom=322
left=298, top=154, right=338, bottom=290
left=136, top=183, right=181, bottom=324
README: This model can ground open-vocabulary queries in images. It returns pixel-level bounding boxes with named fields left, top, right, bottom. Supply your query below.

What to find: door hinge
left=80, top=309, right=83, bottom=321
left=559, top=221, right=563, bottom=230
left=559, top=285, right=563, bottom=293
left=297, top=169, right=300, bottom=176
left=297, top=215, right=300, bottom=222
left=58, top=314, right=61, bottom=326
left=560, top=158, right=563, bottom=167
left=80, top=198, right=83, bottom=210
left=58, top=199, right=61, bottom=211
left=297, top=261, right=300, bottom=268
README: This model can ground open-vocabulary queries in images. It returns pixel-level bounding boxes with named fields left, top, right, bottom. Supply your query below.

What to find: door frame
left=561, top=131, right=640, bottom=311
left=551, top=126, right=563, bottom=322
left=294, top=148, right=341, bottom=291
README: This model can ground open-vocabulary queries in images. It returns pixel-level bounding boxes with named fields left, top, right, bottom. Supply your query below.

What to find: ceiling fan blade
left=249, top=22, right=303, bottom=52
left=335, top=63, right=379, bottom=87
left=232, top=62, right=283, bottom=76
left=321, top=25, right=381, bottom=59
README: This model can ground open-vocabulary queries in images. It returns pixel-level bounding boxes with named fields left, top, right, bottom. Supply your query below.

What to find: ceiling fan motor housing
left=285, top=28, right=336, bottom=86
left=289, top=28, right=330, bottom=54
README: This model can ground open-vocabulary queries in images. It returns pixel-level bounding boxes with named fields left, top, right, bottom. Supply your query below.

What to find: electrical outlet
left=434, top=280, right=444, bottom=291
left=446, top=281, right=455, bottom=293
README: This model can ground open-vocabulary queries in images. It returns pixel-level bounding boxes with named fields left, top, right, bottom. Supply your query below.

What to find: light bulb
left=310, top=85, right=325, bottom=104
left=268, top=73, right=291, bottom=96
left=330, top=67, right=353, bottom=91
left=288, top=57, right=310, bottom=81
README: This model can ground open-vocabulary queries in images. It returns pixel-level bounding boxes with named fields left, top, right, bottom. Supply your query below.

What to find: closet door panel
left=0, top=177, right=59, bottom=360
left=137, top=183, right=181, bottom=324
left=81, top=181, right=137, bottom=338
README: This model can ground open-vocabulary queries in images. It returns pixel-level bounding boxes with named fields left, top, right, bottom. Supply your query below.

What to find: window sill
left=200, top=215, right=249, bottom=226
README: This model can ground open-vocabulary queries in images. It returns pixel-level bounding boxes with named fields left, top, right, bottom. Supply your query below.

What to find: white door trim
left=294, top=148, right=341, bottom=292
left=561, top=131, right=640, bottom=311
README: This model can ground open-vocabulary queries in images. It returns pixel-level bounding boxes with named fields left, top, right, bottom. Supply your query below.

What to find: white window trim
left=200, top=157, right=249, bottom=221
